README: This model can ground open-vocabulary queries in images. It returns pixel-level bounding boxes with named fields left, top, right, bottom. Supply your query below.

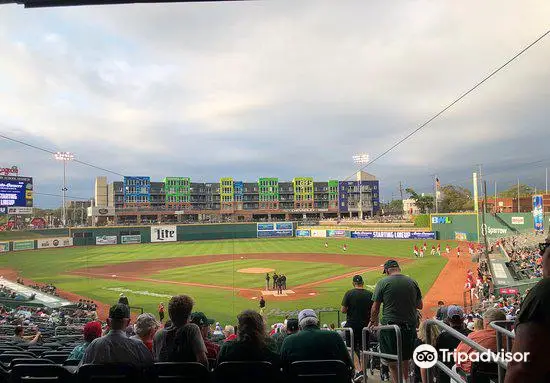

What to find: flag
left=435, top=177, right=441, bottom=189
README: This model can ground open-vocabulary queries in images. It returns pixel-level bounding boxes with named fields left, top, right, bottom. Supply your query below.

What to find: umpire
left=369, top=260, right=422, bottom=383
left=341, top=275, right=372, bottom=372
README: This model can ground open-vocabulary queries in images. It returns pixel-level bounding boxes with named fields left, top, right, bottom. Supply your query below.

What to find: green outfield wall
left=431, top=212, right=550, bottom=242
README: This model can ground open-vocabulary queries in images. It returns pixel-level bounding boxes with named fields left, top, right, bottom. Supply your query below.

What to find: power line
left=345, top=28, right=550, bottom=181
left=0, top=133, right=124, bottom=176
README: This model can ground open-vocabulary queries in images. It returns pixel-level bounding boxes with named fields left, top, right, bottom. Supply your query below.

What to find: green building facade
left=163, top=177, right=191, bottom=205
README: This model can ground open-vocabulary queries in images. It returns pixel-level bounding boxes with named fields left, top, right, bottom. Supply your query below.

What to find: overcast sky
left=1, top=1, right=550, bottom=208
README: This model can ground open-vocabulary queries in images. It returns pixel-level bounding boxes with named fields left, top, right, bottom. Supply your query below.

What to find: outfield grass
left=150, top=259, right=364, bottom=288
left=0, top=238, right=442, bottom=276
left=0, top=238, right=447, bottom=325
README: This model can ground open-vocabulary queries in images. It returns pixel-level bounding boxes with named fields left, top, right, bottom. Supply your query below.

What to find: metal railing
left=425, top=319, right=509, bottom=383
left=361, top=325, right=403, bottom=383
left=334, top=327, right=354, bottom=367
left=490, top=320, right=515, bottom=382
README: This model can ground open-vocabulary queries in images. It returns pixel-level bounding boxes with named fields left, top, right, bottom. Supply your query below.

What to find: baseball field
left=0, top=238, right=454, bottom=325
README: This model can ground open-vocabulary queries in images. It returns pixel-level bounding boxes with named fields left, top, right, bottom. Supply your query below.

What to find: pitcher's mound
left=237, top=268, right=274, bottom=274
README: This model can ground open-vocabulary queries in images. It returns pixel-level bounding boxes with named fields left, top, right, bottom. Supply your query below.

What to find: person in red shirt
left=190, top=312, right=220, bottom=359
left=131, top=313, right=160, bottom=353
left=223, top=325, right=236, bottom=342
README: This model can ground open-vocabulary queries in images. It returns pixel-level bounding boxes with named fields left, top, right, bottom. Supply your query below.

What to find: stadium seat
left=215, top=361, right=279, bottom=383
left=469, top=361, right=498, bottom=383
left=63, top=359, right=81, bottom=366
left=208, top=358, right=217, bottom=371
left=288, top=360, right=351, bottom=383
left=9, top=358, right=54, bottom=368
left=77, top=363, right=144, bottom=383
left=10, top=364, right=73, bottom=383
left=41, top=353, right=70, bottom=364
left=0, top=352, right=36, bottom=365
left=155, top=362, right=210, bottom=383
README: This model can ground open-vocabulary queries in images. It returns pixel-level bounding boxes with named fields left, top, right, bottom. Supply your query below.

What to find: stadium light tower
left=353, top=153, right=370, bottom=220
left=54, top=152, right=75, bottom=226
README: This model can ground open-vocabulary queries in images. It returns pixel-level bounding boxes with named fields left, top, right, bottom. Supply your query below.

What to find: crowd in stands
left=15, top=278, right=60, bottom=298
left=0, top=285, right=25, bottom=301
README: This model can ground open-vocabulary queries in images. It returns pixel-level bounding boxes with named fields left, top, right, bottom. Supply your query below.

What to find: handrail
left=361, top=325, right=403, bottom=383
left=334, top=327, right=354, bottom=367
left=425, top=319, right=508, bottom=383
left=490, top=320, right=515, bottom=383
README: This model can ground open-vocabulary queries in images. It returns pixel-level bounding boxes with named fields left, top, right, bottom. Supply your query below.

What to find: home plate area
left=261, top=290, right=296, bottom=297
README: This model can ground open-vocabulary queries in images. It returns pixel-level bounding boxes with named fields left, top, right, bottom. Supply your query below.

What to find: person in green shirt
left=369, top=259, right=423, bottom=383
left=272, top=318, right=299, bottom=354
left=280, top=309, right=353, bottom=378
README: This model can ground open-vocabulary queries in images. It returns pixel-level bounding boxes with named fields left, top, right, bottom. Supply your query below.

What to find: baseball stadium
left=1, top=1, right=549, bottom=383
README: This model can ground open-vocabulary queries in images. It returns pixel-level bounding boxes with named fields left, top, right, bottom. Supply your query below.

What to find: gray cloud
left=1, top=1, right=549, bottom=208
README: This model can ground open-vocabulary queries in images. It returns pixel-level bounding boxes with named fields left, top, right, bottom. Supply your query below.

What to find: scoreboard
left=0, top=176, right=33, bottom=208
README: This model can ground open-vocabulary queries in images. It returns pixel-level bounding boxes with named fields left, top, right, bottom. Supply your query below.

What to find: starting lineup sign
left=351, top=231, right=436, bottom=240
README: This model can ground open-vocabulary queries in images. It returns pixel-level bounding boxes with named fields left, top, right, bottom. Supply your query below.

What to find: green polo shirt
left=280, top=326, right=353, bottom=372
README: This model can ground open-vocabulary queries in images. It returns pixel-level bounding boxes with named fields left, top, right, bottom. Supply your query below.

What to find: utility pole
left=434, top=175, right=439, bottom=214
left=517, top=178, right=520, bottom=213
left=482, top=181, right=490, bottom=256
left=494, top=181, right=497, bottom=214
left=546, top=167, right=548, bottom=194
left=477, top=164, right=485, bottom=214
left=399, top=181, right=404, bottom=200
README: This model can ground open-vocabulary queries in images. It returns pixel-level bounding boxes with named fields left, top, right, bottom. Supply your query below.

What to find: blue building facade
left=123, top=176, right=151, bottom=206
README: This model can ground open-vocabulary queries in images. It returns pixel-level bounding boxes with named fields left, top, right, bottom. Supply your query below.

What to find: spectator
left=158, top=302, right=165, bottom=323
left=217, top=310, right=279, bottom=366
left=81, top=304, right=153, bottom=367
left=131, top=313, right=160, bottom=352
left=68, top=321, right=102, bottom=361
left=414, top=320, right=441, bottom=383
left=369, top=259, right=423, bottom=383
left=472, top=318, right=483, bottom=331
left=455, top=308, right=506, bottom=374
left=435, top=306, right=471, bottom=383
left=118, top=293, right=129, bottom=306
left=505, top=237, right=550, bottom=383
left=272, top=318, right=299, bottom=353
left=190, top=312, right=219, bottom=359
left=223, top=325, right=237, bottom=342
left=12, top=325, right=41, bottom=345
left=280, top=309, right=353, bottom=377
left=436, top=300, right=447, bottom=321
left=152, top=295, right=207, bottom=366
left=341, top=274, right=373, bottom=373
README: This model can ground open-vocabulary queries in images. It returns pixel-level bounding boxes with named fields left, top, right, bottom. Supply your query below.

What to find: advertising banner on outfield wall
left=257, top=223, right=275, bottom=231
left=0, top=242, right=9, bottom=252
left=295, top=229, right=311, bottom=237
left=326, top=230, right=348, bottom=238
left=275, top=222, right=293, bottom=231
left=96, top=236, right=117, bottom=245
left=151, top=225, right=177, bottom=242
left=455, top=232, right=468, bottom=241
left=511, top=216, right=525, bottom=225
left=257, top=230, right=293, bottom=238
left=350, top=231, right=436, bottom=240
left=533, top=195, right=544, bottom=233
left=37, top=237, right=73, bottom=249
left=13, top=240, right=35, bottom=251
left=311, top=229, right=327, bottom=238
left=121, top=235, right=142, bottom=244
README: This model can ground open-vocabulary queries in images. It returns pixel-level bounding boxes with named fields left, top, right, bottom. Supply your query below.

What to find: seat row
left=0, top=360, right=352, bottom=383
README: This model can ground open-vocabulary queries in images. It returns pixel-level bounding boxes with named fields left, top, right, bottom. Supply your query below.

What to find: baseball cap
left=109, top=303, right=130, bottom=320
left=298, top=309, right=317, bottom=323
left=382, top=259, right=400, bottom=274
left=286, top=318, right=299, bottom=331
left=447, top=305, right=465, bottom=319
left=352, top=275, right=364, bottom=284
left=190, top=312, right=214, bottom=327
